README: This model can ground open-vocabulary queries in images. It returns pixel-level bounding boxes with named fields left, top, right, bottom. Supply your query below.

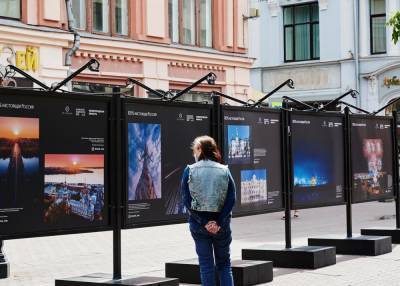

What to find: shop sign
left=383, top=76, right=400, bottom=88
left=0, top=45, right=39, bottom=72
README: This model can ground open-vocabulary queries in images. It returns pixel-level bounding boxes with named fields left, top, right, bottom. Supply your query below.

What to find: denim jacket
left=180, top=160, right=236, bottom=228
left=188, top=160, right=229, bottom=212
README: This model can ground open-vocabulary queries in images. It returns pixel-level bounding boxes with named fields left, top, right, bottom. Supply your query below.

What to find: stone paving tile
left=0, top=201, right=399, bottom=286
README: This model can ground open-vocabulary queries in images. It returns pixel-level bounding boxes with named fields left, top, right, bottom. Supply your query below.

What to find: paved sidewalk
left=0, top=201, right=399, bottom=286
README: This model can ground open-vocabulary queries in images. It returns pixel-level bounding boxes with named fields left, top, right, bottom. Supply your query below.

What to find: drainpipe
left=65, top=0, right=80, bottom=91
left=353, top=0, right=360, bottom=107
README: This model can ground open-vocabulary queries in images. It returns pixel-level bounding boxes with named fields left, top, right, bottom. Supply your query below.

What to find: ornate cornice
left=74, top=51, right=142, bottom=63
left=168, top=61, right=225, bottom=71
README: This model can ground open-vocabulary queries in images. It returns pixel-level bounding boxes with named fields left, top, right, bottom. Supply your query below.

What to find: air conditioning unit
left=243, top=8, right=260, bottom=20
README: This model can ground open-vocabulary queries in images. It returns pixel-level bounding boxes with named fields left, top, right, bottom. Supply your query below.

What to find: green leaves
left=387, top=11, right=400, bottom=44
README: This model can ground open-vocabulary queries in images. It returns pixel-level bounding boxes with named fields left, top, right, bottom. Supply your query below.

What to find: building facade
left=249, top=0, right=400, bottom=114
left=0, top=0, right=253, bottom=102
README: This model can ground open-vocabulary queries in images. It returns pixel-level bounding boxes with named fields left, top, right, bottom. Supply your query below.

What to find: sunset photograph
left=44, top=154, right=105, bottom=224
left=0, top=116, right=39, bottom=140
left=0, top=116, right=39, bottom=208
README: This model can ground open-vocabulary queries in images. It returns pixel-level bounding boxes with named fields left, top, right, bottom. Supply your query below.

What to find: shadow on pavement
left=336, top=254, right=361, bottom=263
left=273, top=267, right=304, bottom=278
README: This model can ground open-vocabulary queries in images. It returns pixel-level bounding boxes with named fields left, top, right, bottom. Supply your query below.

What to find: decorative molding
left=74, top=51, right=142, bottom=63
left=319, top=0, right=328, bottom=10
left=267, top=0, right=279, bottom=17
left=168, top=61, right=225, bottom=71
left=368, top=75, right=377, bottom=94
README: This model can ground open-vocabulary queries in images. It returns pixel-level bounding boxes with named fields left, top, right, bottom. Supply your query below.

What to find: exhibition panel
left=350, top=116, right=394, bottom=203
left=0, top=88, right=111, bottom=239
left=290, top=112, right=346, bottom=209
left=222, top=106, right=284, bottom=216
left=123, top=99, right=212, bottom=228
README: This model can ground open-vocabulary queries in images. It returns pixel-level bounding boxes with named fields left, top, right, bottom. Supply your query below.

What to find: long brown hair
left=191, top=136, right=222, bottom=163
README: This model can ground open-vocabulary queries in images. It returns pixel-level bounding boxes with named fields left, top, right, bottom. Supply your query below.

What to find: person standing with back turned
left=180, top=135, right=236, bottom=286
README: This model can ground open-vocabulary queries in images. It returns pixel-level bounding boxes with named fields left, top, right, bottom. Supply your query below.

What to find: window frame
left=172, top=0, right=213, bottom=48
left=81, top=0, right=129, bottom=38
left=0, top=0, right=22, bottom=20
left=111, top=0, right=130, bottom=37
left=71, top=0, right=88, bottom=31
left=369, top=0, right=386, bottom=55
left=283, top=2, right=320, bottom=63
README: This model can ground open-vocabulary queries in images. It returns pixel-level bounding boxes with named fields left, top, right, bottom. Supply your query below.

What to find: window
left=0, top=0, right=21, bottom=19
left=115, top=0, right=128, bottom=35
left=199, top=0, right=212, bottom=47
left=73, top=82, right=133, bottom=96
left=182, top=0, right=196, bottom=45
left=169, top=0, right=179, bottom=42
left=71, top=0, right=86, bottom=30
left=370, top=0, right=386, bottom=54
left=284, top=3, right=319, bottom=62
left=170, top=90, right=213, bottom=103
left=73, top=0, right=129, bottom=36
left=93, top=0, right=110, bottom=33
left=168, top=0, right=213, bottom=47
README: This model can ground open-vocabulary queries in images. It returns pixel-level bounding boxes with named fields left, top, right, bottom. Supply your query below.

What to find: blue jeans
left=190, top=224, right=233, bottom=286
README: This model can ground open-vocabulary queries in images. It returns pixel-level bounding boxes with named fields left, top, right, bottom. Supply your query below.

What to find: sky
left=45, top=154, right=104, bottom=168
left=241, top=169, right=267, bottom=182
left=0, top=117, right=39, bottom=139
left=227, top=125, right=250, bottom=141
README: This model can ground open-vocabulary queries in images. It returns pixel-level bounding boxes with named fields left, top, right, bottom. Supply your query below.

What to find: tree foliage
left=387, top=12, right=400, bottom=44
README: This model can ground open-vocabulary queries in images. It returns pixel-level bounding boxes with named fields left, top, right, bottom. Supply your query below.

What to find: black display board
left=0, top=88, right=111, bottom=239
left=350, top=115, right=394, bottom=203
left=123, top=99, right=212, bottom=228
left=290, top=112, right=345, bottom=209
left=222, top=107, right=283, bottom=216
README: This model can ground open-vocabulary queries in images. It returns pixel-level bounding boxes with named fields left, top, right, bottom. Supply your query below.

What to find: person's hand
left=205, top=221, right=220, bottom=234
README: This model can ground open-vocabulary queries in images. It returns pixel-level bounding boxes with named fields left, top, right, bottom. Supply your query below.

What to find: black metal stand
left=212, top=95, right=222, bottom=149
left=373, top=96, right=400, bottom=115
left=317, top=90, right=358, bottom=112
left=338, top=101, right=370, bottom=114
left=169, top=72, right=216, bottom=102
left=0, top=240, right=9, bottom=279
left=126, top=78, right=167, bottom=99
left=282, top=96, right=317, bottom=111
left=4, top=65, right=50, bottom=90
left=242, top=100, right=336, bottom=269
left=309, top=108, right=393, bottom=255
left=361, top=111, right=400, bottom=243
left=283, top=104, right=292, bottom=249
left=51, top=59, right=100, bottom=92
left=212, top=91, right=248, bottom=106
left=250, top=79, right=294, bottom=108
left=113, top=94, right=123, bottom=280
left=55, top=94, right=179, bottom=286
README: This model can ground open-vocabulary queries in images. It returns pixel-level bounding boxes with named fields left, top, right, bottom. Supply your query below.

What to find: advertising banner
left=223, top=107, right=283, bottom=215
left=291, top=113, right=345, bottom=209
left=0, top=89, right=110, bottom=238
left=124, top=100, right=211, bottom=228
left=351, top=116, right=394, bottom=203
